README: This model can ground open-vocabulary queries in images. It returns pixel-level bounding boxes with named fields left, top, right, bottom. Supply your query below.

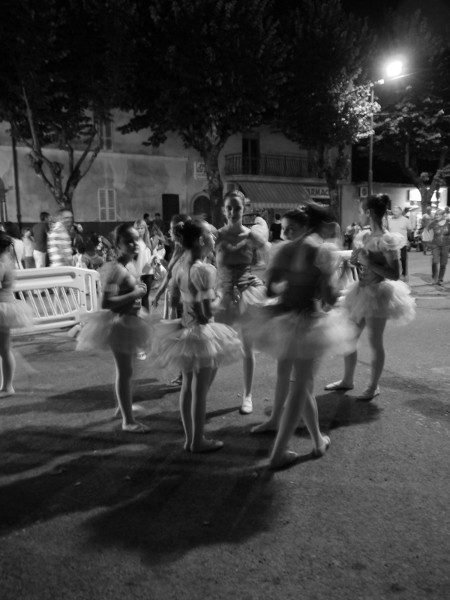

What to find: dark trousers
left=399, top=245, right=408, bottom=277
left=140, top=274, right=153, bottom=311
left=431, top=245, right=449, bottom=283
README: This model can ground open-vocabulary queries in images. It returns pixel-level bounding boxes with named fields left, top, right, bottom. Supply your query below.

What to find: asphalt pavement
left=0, top=250, right=449, bottom=600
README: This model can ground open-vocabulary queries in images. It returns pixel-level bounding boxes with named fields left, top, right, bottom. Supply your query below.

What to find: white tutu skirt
left=77, top=309, right=153, bottom=354
left=150, top=319, right=243, bottom=372
left=342, top=280, right=416, bottom=324
left=0, top=300, right=34, bottom=330
left=243, top=304, right=357, bottom=361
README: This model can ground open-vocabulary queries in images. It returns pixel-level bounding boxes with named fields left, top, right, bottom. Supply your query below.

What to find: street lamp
left=368, top=59, right=404, bottom=196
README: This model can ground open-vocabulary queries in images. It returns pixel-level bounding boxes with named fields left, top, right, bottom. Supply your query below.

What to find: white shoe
left=136, top=352, right=147, bottom=360
left=240, top=396, right=253, bottom=414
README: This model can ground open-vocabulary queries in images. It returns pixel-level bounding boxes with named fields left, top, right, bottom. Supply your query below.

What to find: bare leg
left=325, top=319, right=364, bottom=390
left=0, top=329, right=16, bottom=395
left=270, top=359, right=328, bottom=469
left=179, top=370, right=193, bottom=450
left=365, top=317, right=387, bottom=391
left=240, top=335, right=255, bottom=414
left=112, top=350, right=149, bottom=432
left=190, top=367, right=223, bottom=452
left=251, top=359, right=292, bottom=433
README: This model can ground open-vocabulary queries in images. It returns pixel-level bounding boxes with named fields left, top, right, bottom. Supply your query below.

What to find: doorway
left=162, top=194, right=180, bottom=232
left=192, top=194, right=212, bottom=222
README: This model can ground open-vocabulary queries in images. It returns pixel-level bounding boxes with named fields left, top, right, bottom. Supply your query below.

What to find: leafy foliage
left=274, top=0, right=376, bottom=211
left=373, top=10, right=450, bottom=210
left=118, top=0, right=284, bottom=222
left=0, top=0, right=123, bottom=208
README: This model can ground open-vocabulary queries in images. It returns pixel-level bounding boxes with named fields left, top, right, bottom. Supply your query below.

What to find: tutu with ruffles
left=341, top=279, right=416, bottom=324
left=342, top=230, right=416, bottom=324
left=0, top=300, right=34, bottom=330
left=215, top=264, right=266, bottom=325
left=243, top=303, right=357, bottom=361
left=150, top=318, right=243, bottom=372
left=77, top=309, right=154, bottom=354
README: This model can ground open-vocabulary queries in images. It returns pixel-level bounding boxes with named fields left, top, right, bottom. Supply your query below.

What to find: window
left=98, top=188, right=117, bottom=222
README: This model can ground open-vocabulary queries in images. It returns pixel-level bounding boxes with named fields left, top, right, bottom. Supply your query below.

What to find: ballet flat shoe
left=324, top=381, right=354, bottom=391
left=240, top=397, right=253, bottom=414
left=312, top=435, right=330, bottom=458
left=356, top=386, right=380, bottom=402
left=122, top=422, right=151, bottom=433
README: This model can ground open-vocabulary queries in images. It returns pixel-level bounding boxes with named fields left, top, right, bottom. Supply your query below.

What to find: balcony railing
left=225, top=153, right=318, bottom=178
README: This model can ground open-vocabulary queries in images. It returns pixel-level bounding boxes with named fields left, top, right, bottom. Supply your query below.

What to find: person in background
left=420, top=206, right=433, bottom=255
left=269, top=213, right=282, bottom=243
left=387, top=205, right=411, bottom=282
left=47, top=209, right=74, bottom=267
left=4, top=222, right=24, bottom=270
left=427, top=207, right=450, bottom=286
left=72, top=243, right=89, bottom=269
left=22, top=227, right=36, bottom=268
left=153, top=212, right=165, bottom=235
left=32, top=211, right=50, bottom=268
left=143, top=212, right=153, bottom=231
left=84, top=233, right=104, bottom=270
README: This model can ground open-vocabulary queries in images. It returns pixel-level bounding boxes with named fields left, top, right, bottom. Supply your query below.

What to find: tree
left=274, top=0, right=376, bottom=219
left=373, top=10, right=450, bottom=214
left=0, top=0, right=122, bottom=212
left=117, top=0, right=284, bottom=226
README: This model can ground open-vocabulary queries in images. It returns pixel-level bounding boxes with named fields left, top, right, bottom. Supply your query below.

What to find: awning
left=237, top=181, right=312, bottom=210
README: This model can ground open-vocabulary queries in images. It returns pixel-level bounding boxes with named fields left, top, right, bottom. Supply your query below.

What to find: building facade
left=0, top=113, right=445, bottom=235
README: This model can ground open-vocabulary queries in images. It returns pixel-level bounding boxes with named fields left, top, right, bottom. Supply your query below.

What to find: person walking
left=245, top=207, right=354, bottom=469
left=427, top=208, right=450, bottom=286
left=387, top=205, right=411, bottom=281
left=47, top=209, right=74, bottom=267
left=32, top=212, right=51, bottom=268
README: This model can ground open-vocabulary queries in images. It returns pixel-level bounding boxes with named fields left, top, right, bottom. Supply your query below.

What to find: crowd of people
left=0, top=193, right=420, bottom=469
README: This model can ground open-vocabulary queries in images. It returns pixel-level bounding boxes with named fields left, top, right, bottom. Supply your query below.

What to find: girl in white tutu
left=325, top=194, right=416, bottom=400
left=151, top=220, right=243, bottom=452
left=0, top=231, right=34, bottom=397
left=77, top=223, right=153, bottom=433
left=214, top=190, right=268, bottom=415
left=244, top=208, right=355, bottom=469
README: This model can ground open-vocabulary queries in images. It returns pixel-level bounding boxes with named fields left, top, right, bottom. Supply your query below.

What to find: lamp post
left=368, top=59, right=404, bottom=196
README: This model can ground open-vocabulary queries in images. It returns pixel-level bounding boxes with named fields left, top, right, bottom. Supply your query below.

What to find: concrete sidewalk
left=0, top=251, right=449, bottom=600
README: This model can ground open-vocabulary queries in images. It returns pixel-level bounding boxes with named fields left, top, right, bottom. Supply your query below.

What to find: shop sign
left=305, top=186, right=329, bottom=198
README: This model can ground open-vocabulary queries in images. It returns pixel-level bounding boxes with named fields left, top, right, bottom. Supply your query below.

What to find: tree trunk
left=203, top=144, right=225, bottom=228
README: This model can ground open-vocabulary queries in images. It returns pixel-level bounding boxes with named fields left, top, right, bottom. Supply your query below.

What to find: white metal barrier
left=12, top=267, right=100, bottom=335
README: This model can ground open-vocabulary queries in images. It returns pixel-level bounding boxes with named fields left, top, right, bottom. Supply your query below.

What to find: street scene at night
left=0, top=0, right=450, bottom=599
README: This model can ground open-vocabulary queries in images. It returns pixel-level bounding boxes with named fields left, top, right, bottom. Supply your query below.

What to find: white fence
left=12, top=267, right=100, bottom=335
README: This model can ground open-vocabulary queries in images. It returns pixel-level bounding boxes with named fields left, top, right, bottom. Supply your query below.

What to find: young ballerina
left=77, top=223, right=153, bottom=433
left=325, top=194, right=416, bottom=400
left=151, top=220, right=243, bottom=452
left=245, top=206, right=355, bottom=469
left=214, top=190, right=268, bottom=414
left=0, top=231, right=34, bottom=397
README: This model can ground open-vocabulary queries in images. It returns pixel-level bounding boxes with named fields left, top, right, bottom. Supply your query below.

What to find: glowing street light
left=368, top=59, right=405, bottom=195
